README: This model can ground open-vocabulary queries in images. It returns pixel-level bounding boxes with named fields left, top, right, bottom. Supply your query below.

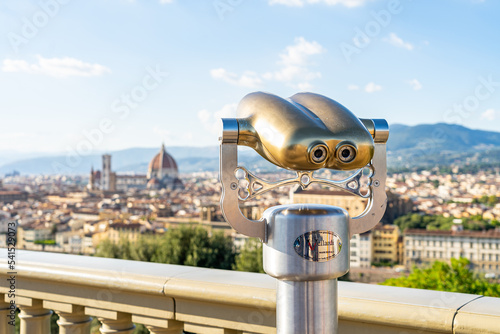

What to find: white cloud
left=383, top=33, right=414, bottom=51
left=159, top=0, right=174, bottom=3
left=480, top=109, right=496, bottom=121
left=210, top=68, right=262, bottom=88
left=408, top=79, right=422, bottom=91
left=1, top=55, right=111, bottom=77
left=347, top=84, right=359, bottom=90
left=265, top=37, right=324, bottom=89
left=211, top=37, right=324, bottom=90
left=365, top=82, right=382, bottom=93
left=269, top=0, right=369, bottom=7
left=198, top=104, right=237, bottom=135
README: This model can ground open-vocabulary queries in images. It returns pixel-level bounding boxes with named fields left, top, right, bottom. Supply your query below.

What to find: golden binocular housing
left=220, top=92, right=389, bottom=241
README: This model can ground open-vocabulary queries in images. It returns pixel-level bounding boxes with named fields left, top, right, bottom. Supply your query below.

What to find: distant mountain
left=388, top=123, right=500, bottom=170
left=388, top=123, right=500, bottom=152
left=0, top=145, right=275, bottom=175
left=1, top=123, right=499, bottom=175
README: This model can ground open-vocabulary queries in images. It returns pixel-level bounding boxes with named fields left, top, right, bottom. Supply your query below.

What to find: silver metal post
left=277, top=279, right=338, bottom=333
left=263, top=204, right=349, bottom=334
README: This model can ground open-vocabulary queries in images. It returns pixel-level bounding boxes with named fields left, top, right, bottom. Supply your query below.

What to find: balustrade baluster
left=86, top=307, right=135, bottom=334
left=0, top=296, right=15, bottom=334
left=17, top=297, right=52, bottom=334
left=43, top=301, right=92, bottom=334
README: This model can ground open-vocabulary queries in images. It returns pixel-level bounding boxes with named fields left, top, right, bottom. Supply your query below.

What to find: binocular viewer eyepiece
left=222, top=92, right=388, bottom=172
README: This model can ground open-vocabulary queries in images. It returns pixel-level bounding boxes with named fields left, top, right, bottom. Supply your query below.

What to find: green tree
left=381, top=258, right=500, bottom=297
left=96, top=225, right=236, bottom=270
left=95, top=239, right=121, bottom=258
left=487, top=195, right=498, bottom=206
left=234, top=238, right=264, bottom=273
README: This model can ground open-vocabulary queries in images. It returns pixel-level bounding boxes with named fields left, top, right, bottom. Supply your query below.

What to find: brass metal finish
left=219, top=92, right=389, bottom=240
left=236, top=92, right=374, bottom=171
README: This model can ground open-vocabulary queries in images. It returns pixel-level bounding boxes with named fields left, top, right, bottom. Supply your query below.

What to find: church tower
left=88, top=166, right=95, bottom=191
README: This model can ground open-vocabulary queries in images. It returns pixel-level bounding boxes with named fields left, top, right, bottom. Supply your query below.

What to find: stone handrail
left=0, top=249, right=498, bottom=333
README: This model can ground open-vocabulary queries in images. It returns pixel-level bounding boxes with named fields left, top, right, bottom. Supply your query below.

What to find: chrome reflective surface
left=277, top=279, right=337, bottom=334
left=349, top=142, right=388, bottom=236
left=263, top=204, right=349, bottom=281
left=294, top=230, right=342, bottom=262
left=219, top=139, right=266, bottom=241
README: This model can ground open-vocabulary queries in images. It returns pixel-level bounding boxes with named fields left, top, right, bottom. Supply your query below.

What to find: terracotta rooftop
left=148, top=144, right=178, bottom=171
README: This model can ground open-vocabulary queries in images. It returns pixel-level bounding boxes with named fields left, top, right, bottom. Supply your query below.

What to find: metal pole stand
left=263, top=205, right=349, bottom=333
left=219, top=92, right=389, bottom=334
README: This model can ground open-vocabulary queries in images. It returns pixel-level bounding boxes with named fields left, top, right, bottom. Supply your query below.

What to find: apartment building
left=404, top=229, right=500, bottom=273
left=372, top=224, right=401, bottom=264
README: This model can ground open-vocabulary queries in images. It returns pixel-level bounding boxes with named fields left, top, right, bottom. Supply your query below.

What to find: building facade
left=87, top=144, right=181, bottom=192
left=372, top=224, right=401, bottom=264
left=404, top=229, right=500, bottom=274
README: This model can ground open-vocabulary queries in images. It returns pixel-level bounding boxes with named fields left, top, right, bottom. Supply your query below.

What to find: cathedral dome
left=147, top=144, right=179, bottom=181
left=149, top=148, right=178, bottom=171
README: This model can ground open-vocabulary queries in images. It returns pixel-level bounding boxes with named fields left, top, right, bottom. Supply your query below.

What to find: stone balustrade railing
left=0, top=249, right=499, bottom=333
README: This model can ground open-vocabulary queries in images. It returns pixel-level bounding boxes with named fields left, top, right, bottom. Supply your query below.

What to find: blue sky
left=0, top=0, right=499, bottom=155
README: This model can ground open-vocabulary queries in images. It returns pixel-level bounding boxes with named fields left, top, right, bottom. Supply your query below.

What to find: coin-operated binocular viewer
left=220, top=92, right=389, bottom=334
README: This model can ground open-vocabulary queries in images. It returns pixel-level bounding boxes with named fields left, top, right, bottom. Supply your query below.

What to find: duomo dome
left=146, top=144, right=182, bottom=190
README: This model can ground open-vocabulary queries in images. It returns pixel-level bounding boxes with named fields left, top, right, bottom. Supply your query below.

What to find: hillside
left=1, top=123, right=499, bottom=175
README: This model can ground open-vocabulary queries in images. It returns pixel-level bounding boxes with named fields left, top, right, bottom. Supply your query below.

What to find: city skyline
left=1, top=0, right=499, bottom=155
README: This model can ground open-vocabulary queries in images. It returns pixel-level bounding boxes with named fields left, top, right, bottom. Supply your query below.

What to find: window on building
left=470, top=242, right=473, bottom=248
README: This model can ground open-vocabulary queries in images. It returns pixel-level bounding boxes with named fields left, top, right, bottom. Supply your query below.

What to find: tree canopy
left=233, top=238, right=264, bottom=273
left=381, top=258, right=500, bottom=297
left=95, top=224, right=235, bottom=270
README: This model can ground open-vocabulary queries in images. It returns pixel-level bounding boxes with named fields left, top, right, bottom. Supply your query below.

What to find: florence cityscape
left=1, top=0, right=500, bottom=333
